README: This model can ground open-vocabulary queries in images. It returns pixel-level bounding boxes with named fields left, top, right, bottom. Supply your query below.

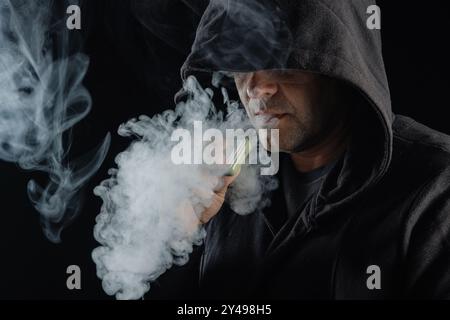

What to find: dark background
left=0, top=0, right=448, bottom=299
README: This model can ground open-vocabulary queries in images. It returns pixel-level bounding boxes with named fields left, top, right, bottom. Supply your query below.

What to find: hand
left=198, top=170, right=240, bottom=224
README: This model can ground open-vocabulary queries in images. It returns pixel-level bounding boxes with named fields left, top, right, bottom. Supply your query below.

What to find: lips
left=272, top=113, right=287, bottom=119
left=248, top=99, right=287, bottom=119
left=253, top=112, right=286, bottom=129
left=254, top=112, right=287, bottom=121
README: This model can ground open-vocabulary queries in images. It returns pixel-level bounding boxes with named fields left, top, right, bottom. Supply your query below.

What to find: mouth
left=255, top=112, right=287, bottom=121
left=252, top=112, right=287, bottom=128
left=272, top=113, right=287, bottom=120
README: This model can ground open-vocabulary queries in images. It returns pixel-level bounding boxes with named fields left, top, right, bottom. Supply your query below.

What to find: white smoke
left=92, top=75, right=278, bottom=300
left=0, top=0, right=110, bottom=242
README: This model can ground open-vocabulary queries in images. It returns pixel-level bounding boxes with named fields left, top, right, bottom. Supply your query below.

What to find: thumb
left=216, top=167, right=241, bottom=195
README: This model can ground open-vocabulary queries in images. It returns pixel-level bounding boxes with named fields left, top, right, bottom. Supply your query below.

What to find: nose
left=246, top=72, right=278, bottom=100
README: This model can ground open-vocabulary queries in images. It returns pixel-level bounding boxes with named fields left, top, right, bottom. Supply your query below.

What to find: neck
left=290, top=120, right=350, bottom=173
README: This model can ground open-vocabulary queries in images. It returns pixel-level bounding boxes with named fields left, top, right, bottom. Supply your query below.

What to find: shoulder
left=393, top=115, right=450, bottom=175
left=379, top=115, right=450, bottom=226
left=393, top=115, right=450, bottom=156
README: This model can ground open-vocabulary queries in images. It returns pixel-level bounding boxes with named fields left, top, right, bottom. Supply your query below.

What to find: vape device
left=225, top=137, right=252, bottom=176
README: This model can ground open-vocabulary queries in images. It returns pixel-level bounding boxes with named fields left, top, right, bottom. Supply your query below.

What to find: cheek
left=236, top=87, right=251, bottom=114
left=286, top=84, right=323, bottom=118
left=284, top=89, right=311, bottom=119
left=237, top=88, right=247, bottom=105
left=234, top=80, right=247, bottom=100
left=234, top=83, right=244, bottom=100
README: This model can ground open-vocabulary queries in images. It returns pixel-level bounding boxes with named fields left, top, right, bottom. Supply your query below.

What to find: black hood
left=182, top=0, right=393, bottom=220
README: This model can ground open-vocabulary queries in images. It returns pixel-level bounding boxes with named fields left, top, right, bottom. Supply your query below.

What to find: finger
left=224, top=166, right=241, bottom=186
left=216, top=168, right=241, bottom=195
left=226, top=166, right=241, bottom=184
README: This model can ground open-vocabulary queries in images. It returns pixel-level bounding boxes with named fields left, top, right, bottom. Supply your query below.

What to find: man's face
left=234, top=70, right=345, bottom=153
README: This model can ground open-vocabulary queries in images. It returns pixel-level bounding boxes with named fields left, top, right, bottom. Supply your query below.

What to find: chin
left=262, top=138, right=296, bottom=154
left=279, top=134, right=308, bottom=153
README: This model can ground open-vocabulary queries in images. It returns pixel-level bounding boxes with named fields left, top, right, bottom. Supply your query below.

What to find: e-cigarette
left=225, top=137, right=252, bottom=176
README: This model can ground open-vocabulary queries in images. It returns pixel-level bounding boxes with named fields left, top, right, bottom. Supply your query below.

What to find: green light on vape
left=225, top=137, right=252, bottom=176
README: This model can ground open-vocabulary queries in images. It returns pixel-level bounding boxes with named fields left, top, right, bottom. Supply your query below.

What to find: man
left=164, top=0, right=450, bottom=299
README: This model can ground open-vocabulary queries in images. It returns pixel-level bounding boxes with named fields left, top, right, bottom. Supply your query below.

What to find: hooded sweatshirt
left=171, top=0, right=450, bottom=299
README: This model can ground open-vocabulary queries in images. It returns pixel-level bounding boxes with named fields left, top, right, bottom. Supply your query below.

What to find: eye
left=269, top=70, right=313, bottom=84
left=268, top=69, right=294, bottom=79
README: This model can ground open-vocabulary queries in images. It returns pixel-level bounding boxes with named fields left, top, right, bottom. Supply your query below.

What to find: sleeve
left=403, top=168, right=450, bottom=299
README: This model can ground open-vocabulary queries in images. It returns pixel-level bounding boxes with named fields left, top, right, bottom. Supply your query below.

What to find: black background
left=0, top=0, right=448, bottom=299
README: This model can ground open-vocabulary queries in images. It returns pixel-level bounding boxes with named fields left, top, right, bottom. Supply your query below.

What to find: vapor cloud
left=92, top=75, right=278, bottom=299
left=0, top=0, right=110, bottom=242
